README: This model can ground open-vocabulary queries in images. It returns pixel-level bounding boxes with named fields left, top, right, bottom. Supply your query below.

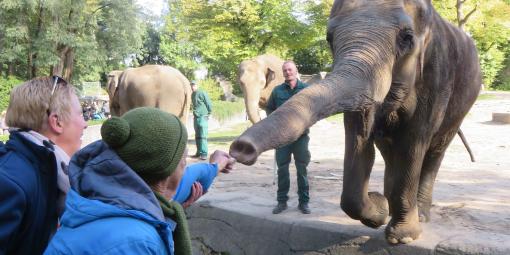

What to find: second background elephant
left=108, top=65, right=192, bottom=125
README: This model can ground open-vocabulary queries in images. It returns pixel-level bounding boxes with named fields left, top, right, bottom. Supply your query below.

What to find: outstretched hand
left=209, top=150, right=236, bottom=174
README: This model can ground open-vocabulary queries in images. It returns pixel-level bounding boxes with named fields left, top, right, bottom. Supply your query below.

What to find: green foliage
left=493, top=57, right=510, bottom=91
left=211, top=100, right=245, bottom=122
left=0, top=134, right=8, bottom=143
left=160, top=0, right=311, bottom=82
left=198, top=78, right=223, bottom=101
left=291, top=0, right=333, bottom=74
left=432, top=0, right=510, bottom=89
left=0, top=76, right=23, bottom=112
left=0, top=0, right=144, bottom=83
left=136, top=22, right=165, bottom=66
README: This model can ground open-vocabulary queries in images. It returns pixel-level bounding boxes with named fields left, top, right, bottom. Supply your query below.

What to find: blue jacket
left=173, top=163, right=217, bottom=204
left=0, top=131, right=58, bottom=255
left=44, top=141, right=175, bottom=255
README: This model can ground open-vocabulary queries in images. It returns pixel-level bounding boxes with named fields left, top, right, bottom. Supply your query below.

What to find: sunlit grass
left=201, top=121, right=251, bottom=147
left=211, top=100, right=245, bottom=122
left=87, top=119, right=106, bottom=126
left=477, top=93, right=496, bottom=100
left=326, top=113, right=343, bottom=123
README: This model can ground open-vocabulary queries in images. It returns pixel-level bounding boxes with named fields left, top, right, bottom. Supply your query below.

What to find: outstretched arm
left=173, top=150, right=236, bottom=204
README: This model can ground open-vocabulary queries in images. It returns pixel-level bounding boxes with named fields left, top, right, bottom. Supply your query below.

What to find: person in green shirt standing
left=266, top=60, right=311, bottom=215
left=191, top=81, right=213, bottom=160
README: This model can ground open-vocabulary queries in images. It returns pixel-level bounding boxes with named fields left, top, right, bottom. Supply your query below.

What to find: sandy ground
left=81, top=92, right=510, bottom=247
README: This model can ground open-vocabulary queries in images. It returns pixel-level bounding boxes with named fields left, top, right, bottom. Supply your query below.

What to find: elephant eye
left=397, top=28, right=414, bottom=57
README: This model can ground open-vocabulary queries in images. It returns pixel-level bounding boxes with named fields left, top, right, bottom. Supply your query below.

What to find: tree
left=290, top=0, right=333, bottom=74
left=0, top=0, right=144, bottom=82
left=433, top=0, right=510, bottom=88
left=160, top=0, right=310, bottom=81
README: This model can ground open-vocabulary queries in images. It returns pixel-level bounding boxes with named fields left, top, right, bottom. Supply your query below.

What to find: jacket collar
left=69, top=140, right=166, bottom=222
left=4, top=131, right=56, bottom=173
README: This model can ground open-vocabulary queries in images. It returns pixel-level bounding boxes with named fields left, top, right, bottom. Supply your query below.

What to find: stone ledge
left=186, top=201, right=510, bottom=255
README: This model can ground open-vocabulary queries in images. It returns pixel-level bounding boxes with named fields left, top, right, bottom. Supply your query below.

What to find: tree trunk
left=31, top=0, right=45, bottom=78
left=52, top=46, right=68, bottom=76
left=53, top=46, right=74, bottom=81
left=62, top=48, right=74, bottom=81
left=8, top=63, right=14, bottom=76
left=27, top=50, right=33, bottom=79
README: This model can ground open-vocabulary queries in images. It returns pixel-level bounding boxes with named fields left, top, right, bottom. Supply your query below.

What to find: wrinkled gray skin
left=230, top=0, right=481, bottom=244
left=238, top=54, right=284, bottom=123
left=108, top=65, right=191, bottom=125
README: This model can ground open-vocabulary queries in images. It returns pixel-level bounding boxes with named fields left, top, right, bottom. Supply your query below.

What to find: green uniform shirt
left=266, top=79, right=308, bottom=114
left=191, top=89, right=212, bottom=117
left=266, top=79, right=309, bottom=134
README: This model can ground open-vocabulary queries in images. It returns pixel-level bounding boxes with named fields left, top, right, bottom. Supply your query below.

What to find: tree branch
left=462, top=6, right=478, bottom=24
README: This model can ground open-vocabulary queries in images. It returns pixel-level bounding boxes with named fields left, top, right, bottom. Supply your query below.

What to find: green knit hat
left=101, top=107, right=188, bottom=181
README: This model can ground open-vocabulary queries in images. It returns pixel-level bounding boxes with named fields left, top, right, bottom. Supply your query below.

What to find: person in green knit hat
left=45, top=107, right=232, bottom=255
left=190, top=80, right=213, bottom=160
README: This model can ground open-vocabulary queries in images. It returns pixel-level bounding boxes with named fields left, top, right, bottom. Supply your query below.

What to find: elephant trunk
left=231, top=18, right=396, bottom=165
left=230, top=73, right=375, bottom=165
left=244, top=89, right=262, bottom=124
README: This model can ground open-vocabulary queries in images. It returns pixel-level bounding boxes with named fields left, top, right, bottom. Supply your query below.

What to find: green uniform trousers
left=193, top=115, right=208, bottom=156
left=276, top=133, right=311, bottom=204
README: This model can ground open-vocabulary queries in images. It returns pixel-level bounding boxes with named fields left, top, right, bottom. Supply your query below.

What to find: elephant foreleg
left=341, top=111, right=389, bottom=229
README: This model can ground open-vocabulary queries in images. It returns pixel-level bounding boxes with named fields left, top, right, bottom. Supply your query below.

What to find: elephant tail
left=457, top=129, right=475, bottom=162
left=178, top=85, right=189, bottom=120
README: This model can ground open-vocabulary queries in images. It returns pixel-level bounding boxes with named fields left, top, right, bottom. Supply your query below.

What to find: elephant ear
left=265, top=68, right=276, bottom=88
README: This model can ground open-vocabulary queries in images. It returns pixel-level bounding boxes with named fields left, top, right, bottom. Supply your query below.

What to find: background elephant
left=106, top=70, right=124, bottom=101
left=230, top=0, right=481, bottom=244
left=109, top=65, right=191, bottom=125
left=238, top=54, right=284, bottom=123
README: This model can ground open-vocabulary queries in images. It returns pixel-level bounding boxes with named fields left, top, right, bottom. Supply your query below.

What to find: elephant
left=108, top=65, right=192, bottom=125
left=230, top=0, right=481, bottom=244
left=106, top=70, right=124, bottom=102
left=238, top=54, right=285, bottom=123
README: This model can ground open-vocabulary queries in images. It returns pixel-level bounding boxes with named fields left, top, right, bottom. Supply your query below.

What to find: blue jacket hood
left=68, top=140, right=166, bottom=223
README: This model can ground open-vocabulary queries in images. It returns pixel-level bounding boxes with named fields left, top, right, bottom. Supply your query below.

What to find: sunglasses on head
left=51, top=75, right=67, bottom=96
left=47, top=75, right=68, bottom=116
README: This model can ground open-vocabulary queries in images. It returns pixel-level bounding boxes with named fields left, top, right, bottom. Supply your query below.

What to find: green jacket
left=191, top=89, right=212, bottom=117
left=266, top=79, right=309, bottom=134
left=266, top=79, right=308, bottom=114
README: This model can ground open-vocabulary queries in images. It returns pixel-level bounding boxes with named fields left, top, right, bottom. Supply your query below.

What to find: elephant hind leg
left=417, top=130, right=456, bottom=222
left=383, top=136, right=428, bottom=244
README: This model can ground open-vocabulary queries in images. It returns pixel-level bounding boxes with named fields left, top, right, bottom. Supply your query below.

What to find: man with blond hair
left=0, top=76, right=87, bottom=255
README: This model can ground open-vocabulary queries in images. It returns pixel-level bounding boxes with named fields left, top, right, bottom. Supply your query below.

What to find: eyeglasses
left=47, top=75, right=68, bottom=116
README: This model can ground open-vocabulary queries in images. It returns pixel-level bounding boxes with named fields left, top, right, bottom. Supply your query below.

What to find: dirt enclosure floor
left=82, top=91, right=510, bottom=253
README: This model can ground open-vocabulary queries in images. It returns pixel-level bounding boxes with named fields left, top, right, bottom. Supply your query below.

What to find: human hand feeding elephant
left=238, top=54, right=284, bottom=123
left=108, top=65, right=192, bottom=125
left=230, top=0, right=481, bottom=244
